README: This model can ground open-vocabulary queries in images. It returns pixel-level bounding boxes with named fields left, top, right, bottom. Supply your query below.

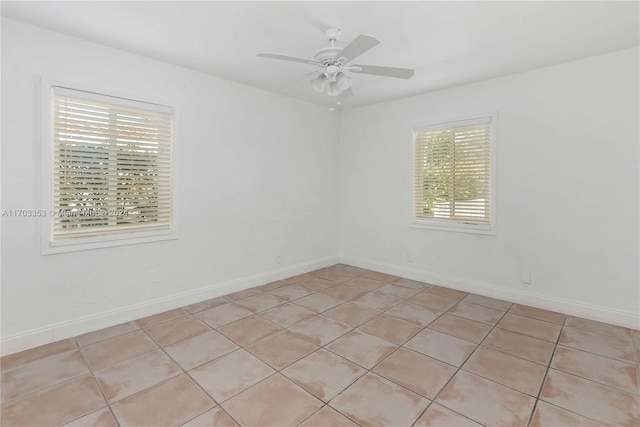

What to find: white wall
left=339, top=48, right=639, bottom=327
left=1, top=19, right=340, bottom=352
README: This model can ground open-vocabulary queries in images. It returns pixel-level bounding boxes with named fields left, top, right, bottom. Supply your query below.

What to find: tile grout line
left=79, top=312, right=231, bottom=425
left=169, top=289, right=347, bottom=424
left=525, top=317, right=635, bottom=426
left=248, top=272, right=427, bottom=425
left=409, top=302, right=515, bottom=427
left=1, top=337, right=113, bottom=426
left=521, top=336, right=633, bottom=364
left=312, top=286, right=482, bottom=426
left=531, top=315, right=637, bottom=424
left=74, top=321, right=141, bottom=348
left=550, top=322, right=638, bottom=361
left=0, top=348, right=87, bottom=406
left=552, top=323, right=634, bottom=341
left=541, top=349, right=640, bottom=395
left=75, top=337, right=122, bottom=427
left=354, top=309, right=456, bottom=426
left=0, top=341, right=124, bottom=427
left=525, top=314, right=566, bottom=427
left=293, top=403, right=363, bottom=427
left=138, top=324, right=241, bottom=427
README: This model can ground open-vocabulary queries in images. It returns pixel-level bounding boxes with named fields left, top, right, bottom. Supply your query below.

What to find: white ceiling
left=2, top=1, right=638, bottom=109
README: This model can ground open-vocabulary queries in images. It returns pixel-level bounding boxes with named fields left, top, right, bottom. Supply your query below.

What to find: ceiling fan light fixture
left=311, top=74, right=327, bottom=92
left=336, top=72, right=352, bottom=91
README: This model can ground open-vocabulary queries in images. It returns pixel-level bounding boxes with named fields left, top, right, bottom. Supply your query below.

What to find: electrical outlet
left=149, top=269, right=159, bottom=284
left=407, top=251, right=414, bottom=263
left=521, top=271, right=531, bottom=285
left=275, top=255, right=283, bottom=264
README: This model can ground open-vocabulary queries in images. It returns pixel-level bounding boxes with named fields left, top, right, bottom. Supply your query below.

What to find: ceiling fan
left=258, top=28, right=414, bottom=103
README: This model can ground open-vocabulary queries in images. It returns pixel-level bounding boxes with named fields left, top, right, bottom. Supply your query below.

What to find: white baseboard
left=1, top=255, right=339, bottom=356
left=340, top=255, right=640, bottom=330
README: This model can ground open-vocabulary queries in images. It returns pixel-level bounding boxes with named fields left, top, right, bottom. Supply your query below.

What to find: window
left=42, top=85, right=176, bottom=253
left=412, top=114, right=496, bottom=234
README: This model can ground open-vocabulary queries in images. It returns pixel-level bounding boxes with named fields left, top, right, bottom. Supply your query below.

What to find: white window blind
left=413, top=116, right=492, bottom=227
left=51, top=86, right=174, bottom=242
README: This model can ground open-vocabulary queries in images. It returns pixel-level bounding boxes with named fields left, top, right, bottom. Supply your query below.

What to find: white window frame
left=410, top=113, right=497, bottom=235
left=40, top=78, right=179, bottom=254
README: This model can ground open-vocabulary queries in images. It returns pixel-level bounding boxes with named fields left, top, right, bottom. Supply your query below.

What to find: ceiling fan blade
left=339, top=35, right=380, bottom=62
left=276, top=71, right=321, bottom=92
left=258, top=53, right=320, bottom=66
left=350, top=64, right=414, bottom=79
left=340, top=88, right=355, bottom=98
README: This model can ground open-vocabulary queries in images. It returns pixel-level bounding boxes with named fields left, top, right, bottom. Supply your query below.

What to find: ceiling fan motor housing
left=314, top=47, right=344, bottom=65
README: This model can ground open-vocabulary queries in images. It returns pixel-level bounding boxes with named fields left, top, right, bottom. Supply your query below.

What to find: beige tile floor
left=1, top=264, right=639, bottom=426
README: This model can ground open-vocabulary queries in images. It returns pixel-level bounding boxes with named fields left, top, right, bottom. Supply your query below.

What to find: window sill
left=41, top=230, right=178, bottom=255
left=410, top=220, right=496, bottom=235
